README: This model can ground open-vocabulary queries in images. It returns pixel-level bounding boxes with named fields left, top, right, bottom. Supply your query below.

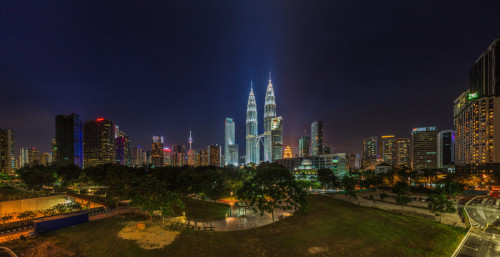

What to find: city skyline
left=2, top=1, right=500, bottom=155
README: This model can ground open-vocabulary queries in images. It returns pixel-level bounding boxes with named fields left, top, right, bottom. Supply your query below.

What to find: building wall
left=411, top=127, right=437, bottom=170
left=311, top=121, right=324, bottom=156
left=83, top=119, right=116, bottom=168
left=0, top=129, right=15, bottom=174
left=55, top=113, right=83, bottom=168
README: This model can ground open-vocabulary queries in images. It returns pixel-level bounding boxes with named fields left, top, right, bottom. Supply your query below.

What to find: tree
left=317, top=168, right=341, bottom=189
left=428, top=193, right=456, bottom=222
left=441, top=182, right=464, bottom=198
left=341, top=174, right=357, bottom=199
left=379, top=192, right=388, bottom=201
left=237, top=163, right=306, bottom=226
left=131, top=177, right=185, bottom=225
left=17, top=165, right=57, bottom=190
left=56, top=165, right=82, bottom=187
left=392, top=181, right=411, bottom=214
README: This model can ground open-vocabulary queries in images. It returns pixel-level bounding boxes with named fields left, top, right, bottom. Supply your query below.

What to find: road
left=456, top=196, right=500, bottom=257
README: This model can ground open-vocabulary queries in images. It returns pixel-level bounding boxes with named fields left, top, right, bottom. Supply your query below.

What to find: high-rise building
left=40, top=153, right=52, bottom=166
left=454, top=41, right=500, bottom=173
left=299, top=136, right=310, bottom=157
left=224, top=118, right=238, bottom=166
left=172, top=145, right=186, bottom=166
left=470, top=39, right=500, bottom=98
left=83, top=118, right=116, bottom=168
left=0, top=129, right=15, bottom=174
left=264, top=75, right=277, bottom=162
left=199, top=149, right=209, bottom=166
left=163, top=147, right=172, bottom=166
left=246, top=84, right=260, bottom=164
left=151, top=135, right=164, bottom=168
left=116, top=130, right=130, bottom=166
left=311, top=121, right=324, bottom=156
left=208, top=144, right=221, bottom=167
left=380, top=135, right=396, bottom=166
left=362, top=136, right=377, bottom=167
left=283, top=146, right=293, bottom=159
left=55, top=113, right=83, bottom=168
left=19, top=147, right=29, bottom=168
left=411, top=127, right=437, bottom=170
left=270, top=117, right=283, bottom=161
left=437, top=130, right=455, bottom=169
left=28, top=148, right=40, bottom=166
left=131, top=146, right=146, bottom=167
left=395, top=138, right=410, bottom=168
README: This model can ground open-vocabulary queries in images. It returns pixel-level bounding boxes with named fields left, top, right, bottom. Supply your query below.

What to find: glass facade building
left=55, top=113, right=83, bottom=168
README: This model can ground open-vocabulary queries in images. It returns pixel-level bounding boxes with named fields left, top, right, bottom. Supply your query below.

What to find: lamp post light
left=230, top=191, right=233, bottom=201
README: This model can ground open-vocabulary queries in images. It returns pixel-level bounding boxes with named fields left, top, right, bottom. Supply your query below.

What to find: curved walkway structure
left=0, top=246, right=18, bottom=257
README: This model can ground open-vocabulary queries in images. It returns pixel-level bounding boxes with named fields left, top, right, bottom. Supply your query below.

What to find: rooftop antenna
left=188, top=131, right=193, bottom=151
left=269, top=72, right=272, bottom=81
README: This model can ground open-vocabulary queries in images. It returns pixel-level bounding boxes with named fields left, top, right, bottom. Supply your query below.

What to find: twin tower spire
left=245, top=73, right=281, bottom=164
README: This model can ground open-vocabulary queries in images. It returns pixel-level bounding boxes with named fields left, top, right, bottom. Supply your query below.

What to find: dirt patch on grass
left=23, top=241, right=76, bottom=257
left=308, top=246, right=328, bottom=255
left=118, top=220, right=180, bottom=250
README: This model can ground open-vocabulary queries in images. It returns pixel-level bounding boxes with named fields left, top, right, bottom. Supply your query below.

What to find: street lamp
left=230, top=191, right=233, bottom=201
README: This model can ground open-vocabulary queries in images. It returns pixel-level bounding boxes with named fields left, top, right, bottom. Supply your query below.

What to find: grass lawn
left=183, top=198, right=230, bottom=220
left=4, top=195, right=464, bottom=257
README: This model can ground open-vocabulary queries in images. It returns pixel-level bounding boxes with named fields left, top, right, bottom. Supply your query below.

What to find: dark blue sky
left=1, top=0, right=500, bottom=155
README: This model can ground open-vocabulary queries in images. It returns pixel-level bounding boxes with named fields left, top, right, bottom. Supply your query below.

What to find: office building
left=395, top=138, right=410, bottom=168
left=209, top=144, right=221, bottom=167
left=299, top=136, right=310, bottom=157
left=224, top=118, right=238, bottom=166
left=263, top=75, right=277, bottom=162
left=131, top=146, right=146, bottom=167
left=437, top=130, right=455, bottom=169
left=270, top=117, right=283, bottom=161
left=245, top=84, right=260, bottom=164
left=116, top=130, right=130, bottom=166
left=362, top=136, right=377, bottom=167
left=19, top=147, right=29, bottom=168
left=40, top=153, right=52, bottom=166
left=55, top=113, right=83, bottom=168
left=28, top=148, right=40, bottom=166
left=381, top=135, right=396, bottom=166
left=83, top=118, right=116, bottom=168
left=348, top=153, right=362, bottom=170
left=411, top=127, right=437, bottom=170
left=0, top=129, right=15, bottom=174
left=311, top=121, right=324, bottom=156
left=454, top=40, right=500, bottom=173
left=163, top=147, right=172, bottom=166
left=172, top=145, right=186, bottom=166
left=199, top=149, right=209, bottom=166
left=151, top=135, right=164, bottom=168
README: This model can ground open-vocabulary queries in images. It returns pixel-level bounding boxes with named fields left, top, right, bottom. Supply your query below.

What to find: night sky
left=1, top=1, right=500, bottom=155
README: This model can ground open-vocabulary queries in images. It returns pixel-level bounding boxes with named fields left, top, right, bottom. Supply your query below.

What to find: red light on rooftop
left=96, top=118, right=104, bottom=122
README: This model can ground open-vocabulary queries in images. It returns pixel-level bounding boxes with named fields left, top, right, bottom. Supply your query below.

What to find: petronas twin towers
left=245, top=75, right=283, bottom=164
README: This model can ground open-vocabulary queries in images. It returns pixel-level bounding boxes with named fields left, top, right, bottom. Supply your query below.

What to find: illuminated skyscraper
left=0, top=129, right=15, bottom=174
left=40, top=152, right=52, bottom=166
left=19, top=147, right=29, bottom=168
left=283, top=146, right=293, bottom=159
left=151, top=135, right=164, bottom=168
left=246, top=84, right=260, bottom=164
left=454, top=40, right=500, bottom=173
left=395, top=138, right=410, bottom=168
left=271, top=117, right=283, bottom=161
left=225, top=118, right=238, bottom=166
left=411, top=127, right=437, bottom=170
left=209, top=144, right=221, bottom=167
left=311, top=121, right=324, bottom=156
left=83, top=118, right=116, bottom=168
left=264, top=74, right=277, bottom=162
left=380, top=135, right=396, bottom=166
left=199, top=149, right=209, bottom=166
left=28, top=148, right=40, bottom=165
left=55, top=113, right=83, bottom=168
left=362, top=136, right=377, bottom=167
left=163, top=147, right=172, bottom=166
left=299, top=136, right=310, bottom=157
